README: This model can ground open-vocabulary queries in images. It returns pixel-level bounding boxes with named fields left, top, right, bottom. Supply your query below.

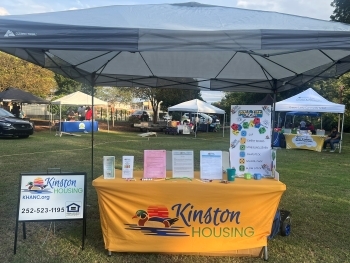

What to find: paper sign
left=200, top=151, right=223, bottom=180
left=103, top=156, right=115, bottom=179
left=172, top=150, right=194, bottom=178
left=122, top=156, right=134, bottom=178
left=143, top=150, right=166, bottom=178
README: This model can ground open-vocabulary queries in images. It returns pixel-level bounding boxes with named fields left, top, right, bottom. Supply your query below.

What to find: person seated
left=67, top=108, right=76, bottom=121
left=323, top=127, right=341, bottom=152
left=307, top=122, right=316, bottom=135
left=300, top=120, right=307, bottom=130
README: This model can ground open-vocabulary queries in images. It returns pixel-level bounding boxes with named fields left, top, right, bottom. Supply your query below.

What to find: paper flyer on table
left=143, top=150, right=166, bottom=178
left=122, top=156, right=134, bottom=178
left=229, top=105, right=272, bottom=177
left=200, top=151, right=223, bottom=180
left=103, top=156, right=115, bottom=179
left=172, top=150, right=194, bottom=178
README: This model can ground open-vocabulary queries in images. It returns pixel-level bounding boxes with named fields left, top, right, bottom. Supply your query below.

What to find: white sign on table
left=103, top=156, right=115, bottom=179
left=18, top=173, right=85, bottom=221
left=122, top=156, right=134, bottom=178
left=172, top=150, right=194, bottom=178
left=200, top=150, right=223, bottom=180
left=229, top=105, right=272, bottom=177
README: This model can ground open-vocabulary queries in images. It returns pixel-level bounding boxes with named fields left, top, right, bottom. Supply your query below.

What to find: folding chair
left=333, top=140, right=342, bottom=153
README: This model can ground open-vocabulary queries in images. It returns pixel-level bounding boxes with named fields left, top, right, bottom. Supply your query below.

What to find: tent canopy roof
left=52, top=91, right=108, bottom=106
left=254, top=94, right=274, bottom=105
left=2, top=3, right=350, bottom=93
left=168, top=99, right=225, bottom=114
left=275, top=88, right=345, bottom=113
left=0, top=87, right=49, bottom=104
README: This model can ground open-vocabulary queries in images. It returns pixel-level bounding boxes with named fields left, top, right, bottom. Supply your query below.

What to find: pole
left=91, top=73, right=96, bottom=181
left=340, top=113, right=344, bottom=153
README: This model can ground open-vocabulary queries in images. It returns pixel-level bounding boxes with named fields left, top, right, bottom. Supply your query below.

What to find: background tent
left=52, top=91, right=109, bottom=133
left=168, top=99, right=225, bottom=114
left=168, top=99, right=225, bottom=137
left=276, top=88, right=345, bottom=152
left=0, top=87, right=49, bottom=104
left=52, top=91, right=108, bottom=106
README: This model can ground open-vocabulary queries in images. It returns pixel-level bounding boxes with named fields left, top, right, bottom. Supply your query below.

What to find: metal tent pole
left=91, top=73, right=96, bottom=181
left=340, top=113, right=345, bottom=153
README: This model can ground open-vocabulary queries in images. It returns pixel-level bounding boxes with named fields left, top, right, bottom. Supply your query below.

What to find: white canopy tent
left=168, top=99, right=225, bottom=137
left=276, top=88, right=345, bottom=152
left=52, top=91, right=109, bottom=133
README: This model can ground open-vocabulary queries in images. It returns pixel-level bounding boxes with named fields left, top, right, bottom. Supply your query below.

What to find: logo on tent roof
left=296, top=96, right=321, bottom=102
left=4, top=30, right=37, bottom=37
left=4, top=30, right=15, bottom=37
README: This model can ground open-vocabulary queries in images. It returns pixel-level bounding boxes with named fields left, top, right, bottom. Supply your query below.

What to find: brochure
left=122, top=156, right=134, bottom=178
left=103, top=156, right=115, bottom=179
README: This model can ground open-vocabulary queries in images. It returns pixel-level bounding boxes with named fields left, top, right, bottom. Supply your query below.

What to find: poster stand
left=14, top=170, right=87, bottom=254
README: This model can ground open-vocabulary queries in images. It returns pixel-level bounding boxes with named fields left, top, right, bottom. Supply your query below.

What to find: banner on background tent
left=229, top=105, right=272, bottom=176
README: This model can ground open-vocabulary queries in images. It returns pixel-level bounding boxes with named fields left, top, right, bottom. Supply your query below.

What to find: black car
left=0, top=108, right=34, bottom=138
left=129, top=110, right=150, bottom=121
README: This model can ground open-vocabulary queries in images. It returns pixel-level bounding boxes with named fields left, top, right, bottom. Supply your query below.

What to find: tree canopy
left=0, top=52, right=55, bottom=98
left=330, top=0, right=350, bottom=23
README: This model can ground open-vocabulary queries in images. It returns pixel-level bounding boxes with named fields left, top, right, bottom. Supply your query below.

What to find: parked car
left=0, top=108, right=34, bottom=138
left=181, top=113, right=212, bottom=124
left=129, top=110, right=150, bottom=121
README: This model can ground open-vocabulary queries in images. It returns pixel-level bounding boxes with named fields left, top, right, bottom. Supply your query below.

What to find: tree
left=330, top=0, right=350, bottom=23
left=95, top=86, right=134, bottom=105
left=0, top=52, right=55, bottom=98
left=133, top=87, right=201, bottom=123
left=53, top=74, right=82, bottom=96
left=133, top=78, right=202, bottom=123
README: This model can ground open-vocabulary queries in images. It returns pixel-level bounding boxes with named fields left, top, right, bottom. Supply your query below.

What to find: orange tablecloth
left=93, top=171, right=286, bottom=256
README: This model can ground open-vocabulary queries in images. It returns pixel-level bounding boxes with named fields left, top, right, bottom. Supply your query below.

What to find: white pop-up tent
left=52, top=91, right=108, bottom=107
left=168, top=99, right=225, bottom=137
left=276, top=88, right=345, bottom=152
left=52, top=91, right=109, bottom=133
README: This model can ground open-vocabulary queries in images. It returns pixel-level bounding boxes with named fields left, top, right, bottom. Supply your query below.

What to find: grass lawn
left=0, top=127, right=349, bottom=263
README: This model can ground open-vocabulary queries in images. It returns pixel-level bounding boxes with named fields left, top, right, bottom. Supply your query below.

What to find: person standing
left=78, top=105, right=86, bottom=121
left=300, top=120, right=306, bottom=130
left=85, top=106, right=92, bottom=121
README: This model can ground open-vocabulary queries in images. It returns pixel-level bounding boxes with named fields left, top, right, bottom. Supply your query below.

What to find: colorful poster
left=172, top=150, right=194, bottom=178
left=122, top=156, right=134, bottom=178
left=143, top=150, right=166, bottom=178
left=229, top=105, right=272, bottom=177
left=103, top=156, right=115, bottom=179
left=200, top=151, right=223, bottom=180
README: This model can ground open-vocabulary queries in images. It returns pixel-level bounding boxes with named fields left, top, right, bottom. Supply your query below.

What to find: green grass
left=1, top=128, right=349, bottom=263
